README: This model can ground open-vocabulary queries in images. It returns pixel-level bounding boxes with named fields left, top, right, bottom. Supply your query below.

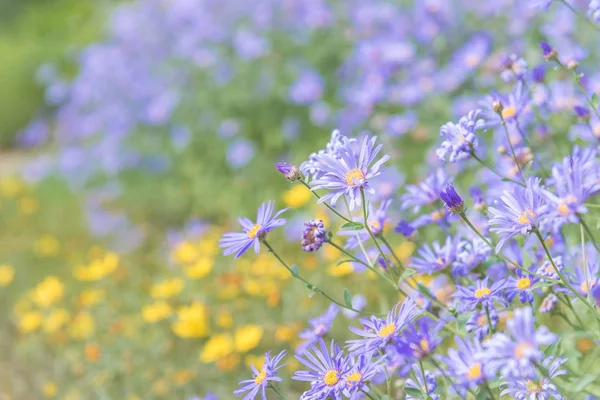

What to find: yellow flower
left=78, top=289, right=105, bottom=307
left=395, top=241, right=416, bottom=262
left=184, top=257, right=213, bottom=279
left=216, top=311, right=233, bottom=329
left=19, top=196, right=39, bottom=215
left=328, top=262, right=354, bottom=277
left=142, top=301, right=172, bottom=323
left=171, top=302, right=209, bottom=338
left=275, top=325, right=297, bottom=343
left=198, top=237, right=219, bottom=257
left=217, top=353, right=240, bottom=371
left=171, top=369, right=194, bottom=386
left=234, top=325, right=263, bottom=353
left=35, top=235, right=61, bottom=257
left=0, top=264, right=15, bottom=286
left=199, top=334, right=234, bottom=363
left=42, top=382, right=57, bottom=398
left=282, top=185, right=311, bottom=208
left=172, top=241, right=198, bottom=264
left=73, top=253, right=119, bottom=281
left=150, top=278, right=184, bottom=299
left=32, top=276, right=64, bottom=308
left=43, top=308, right=70, bottom=334
left=19, top=310, right=42, bottom=333
left=0, top=176, right=23, bottom=198
left=70, top=312, right=95, bottom=339
left=244, top=354, right=264, bottom=369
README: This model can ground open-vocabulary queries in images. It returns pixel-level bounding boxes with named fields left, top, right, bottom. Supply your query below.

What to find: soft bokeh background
left=0, top=0, right=598, bottom=399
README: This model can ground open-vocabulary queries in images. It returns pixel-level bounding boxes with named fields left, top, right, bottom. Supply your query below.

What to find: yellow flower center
left=525, top=380, right=541, bottom=393
left=557, top=202, right=571, bottom=217
left=516, top=277, right=531, bottom=290
left=346, top=371, right=362, bottom=386
left=466, top=362, right=482, bottom=380
left=370, top=221, right=381, bottom=231
left=324, top=370, right=340, bottom=386
left=581, top=281, right=593, bottom=294
left=474, top=287, right=491, bottom=298
left=345, top=168, right=365, bottom=185
left=254, top=369, right=267, bottom=385
left=247, top=224, right=261, bottom=239
left=465, top=54, right=481, bottom=67
left=502, top=106, right=517, bottom=119
left=514, top=342, right=533, bottom=359
left=431, top=209, right=445, bottom=221
left=517, top=210, right=536, bottom=225
left=477, top=314, right=487, bottom=327
left=377, top=323, right=396, bottom=338
left=419, top=338, right=430, bottom=353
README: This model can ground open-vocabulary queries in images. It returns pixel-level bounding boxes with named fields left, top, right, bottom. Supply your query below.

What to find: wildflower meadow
left=3, top=0, right=600, bottom=399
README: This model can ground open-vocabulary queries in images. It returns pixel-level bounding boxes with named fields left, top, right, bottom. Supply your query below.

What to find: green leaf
left=336, top=259, right=354, bottom=266
left=306, top=284, right=318, bottom=298
left=399, top=268, right=416, bottom=280
left=380, top=396, right=389, bottom=400
left=475, top=388, right=487, bottom=400
left=530, top=280, right=555, bottom=290
left=592, top=93, right=599, bottom=108
left=573, top=375, right=598, bottom=392
left=290, top=264, right=299, bottom=277
left=343, top=288, right=352, bottom=308
left=403, top=387, right=423, bottom=397
left=341, top=221, right=364, bottom=230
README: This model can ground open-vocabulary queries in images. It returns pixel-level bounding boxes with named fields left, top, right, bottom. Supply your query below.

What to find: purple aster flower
left=501, top=54, right=528, bottom=83
left=505, top=269, right=540, bottom=304
left=543, top=155, right=592, bottom=228
left=297, top=304, right=339, bottom=353
left=455, top=236, right=491, bottom=276
left=536, top=256, right=564, bottom=280
left=347, top=297, right=422, bottom=354
left=500, top=356, right=567, bottom=400
left=539, top=293, right=559, bottom=314
left=484, top=307, right=557, bottom=379
left=220, top=201, right=288, bottom=258
left=574, top=105, right=591, bottom=121
left=227, top=139, right=255, bottom=169
left=293, top=339, right=349, bottom=400
left=234, top=350, right=286, bottom=400
left=570, top=262, right=599, bottom=298
left=289, top=69, right=324, bottom=105
left=530, top=0, right=555, bottom=12
left=300, top=130, right=357, bottom=180
left=410, top=236, right=460, bottom=275
left=275, top=162, right=300, bottom=181
left=339, top=199, right=392, bottom=249
left=440, top=184, right=465, bottom=214
left=488, top=177, right=549, bottom=252
left=470, top=186, right=487, bottom=210
left=480, top=81, right=529, bottom=128
left=589, top=0, right=600, bottom=23
left=301, top=219, right=328, bottom=252
left=395, top=318, right=443, bottom=361
left=342, top=352, right=385, bottom=398
left=442, top=336, right=492, bottom=396
left=436, top=110, right=484, bottom=163
left=309, top=134, right=390, bottom=211
left=540, top=40, right=558, bottom=61
left=466, top=308, right=498, bottom=340
left=395, top=219, right=416, bottom=237
left=401, top=169, right=449, bottom=212
left=404, top=364, right=439, bottom=400
left=453, top=277, right=507, bottom=312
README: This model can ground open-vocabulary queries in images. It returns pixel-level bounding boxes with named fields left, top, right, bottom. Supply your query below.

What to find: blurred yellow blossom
left=73, top=252, right=119, bottom=281
left=42, top=308, right=69, bottom=334
left=216, top=311, right=233, bottom=328
left=32, top=276, right=64, bottom=308
left=216, top=353, right=240, bottom=371
left=184, top=257, right=213, bottom=279
left=328, top=262, right=354, bottom=277
left=35, top=235, right=61, bottom=257
left=172, top=241, right=198, bottom=264
left=199, top=334, right=233, bottom=363
left=42, top=382, right=57, bottom=398
left=282, top=185, right=311, bottom=208
left=142, top=301, right=172, bottom=323
left=171, top=302, right=209, bottom=338
left=150, top=278, right=184, bottom=299
left=244, top=354, right=264, bottom=369
left=64, top=390, right=81, bottom=400
left=19, top=196, right=39, bottom=215
left=19, top=310, right=42, bottom=333
left=198, top=237, right=219, bottom=256
left=395, top=241, right=416, bottom=262
left=234, top=325, right=263, bottom=353
left=275, top=325, right=298, bottom=343
left=70, top=312, right=95, bottom=339
left=0, top=177, right=23, bottom=198
left=152, top=379, right=169, bottom=395
left=78, top=289, right=105, bottom=307
left=0, top=264, right=15, bottom=286
left=171, top=369, right=194, bottom=386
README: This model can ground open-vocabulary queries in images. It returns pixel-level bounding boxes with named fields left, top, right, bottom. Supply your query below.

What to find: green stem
left=556, top=58, right=600, bottom=120
left=360, top=188, right=393, bottom=271
left=485, top=305, right=495, bottom=335
left=534, top=229, right=600, bottom=318
left=484, top=382, right=496, bottom=400
left=300, top=179, right=354, bottom=224
left=470, top=151, right=525, bottom=187
left=361, top=389, right=378, bottom=400
left=579, top=216, right=600, bottom=253
left=378, top=349, right=392, bottom=397
left=269, top=384, right=288, bottom=400
left=498, top=113, right=526, bottom=184
left=263, top=240, right=365, bottom=314
left=418, top=361, right=429, bottom=395
left=424, top=310, right=461, bottom=336
left=380, top=235, right=405, bottom=272
left=556, top=310, right=583, bottom=331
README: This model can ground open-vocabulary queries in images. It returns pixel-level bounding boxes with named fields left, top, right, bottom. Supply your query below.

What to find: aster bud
left=492, top=99, right=504, bottom=114
left=497, top=145, right=507, bottom=155
left=566, top=60, right=578, bottom=70
left=439, top=183, right=465, bottom=214
left=301, top=219, right=328, bottom=252
left=539, top=41, right=558, bottom=62
left=574, top=105, right=591, bottom=122
left=275, top=162, right=300, bottom=181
